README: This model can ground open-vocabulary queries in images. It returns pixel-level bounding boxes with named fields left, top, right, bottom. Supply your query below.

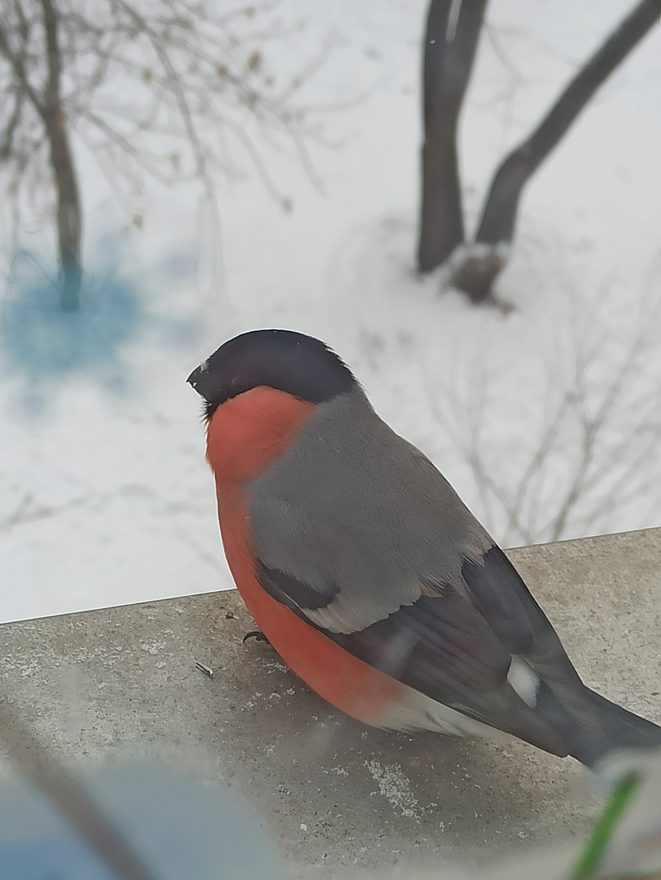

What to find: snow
left=1, top=1, right=661, bottom=624
left=365, top=759, right=421, bottom=820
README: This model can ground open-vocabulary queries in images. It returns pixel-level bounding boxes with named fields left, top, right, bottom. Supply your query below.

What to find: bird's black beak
left=187, top=360, right=209, bottom=400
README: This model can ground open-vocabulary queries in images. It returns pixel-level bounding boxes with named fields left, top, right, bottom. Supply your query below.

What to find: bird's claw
left=242, top=630, right=271, bottom=646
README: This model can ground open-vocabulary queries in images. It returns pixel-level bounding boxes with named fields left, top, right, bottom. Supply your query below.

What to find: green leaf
left=571, top=771, right=641, bottom=880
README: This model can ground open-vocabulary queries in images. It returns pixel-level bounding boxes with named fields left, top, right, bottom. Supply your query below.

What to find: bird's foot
left=242, top=630, right=271, bottom=646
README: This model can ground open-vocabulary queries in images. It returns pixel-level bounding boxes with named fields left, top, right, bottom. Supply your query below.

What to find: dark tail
left=566, top=688, right=661, bottom=768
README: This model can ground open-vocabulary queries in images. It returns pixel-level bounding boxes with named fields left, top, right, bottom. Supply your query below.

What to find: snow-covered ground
left=1, top=1, right=660, bottom=623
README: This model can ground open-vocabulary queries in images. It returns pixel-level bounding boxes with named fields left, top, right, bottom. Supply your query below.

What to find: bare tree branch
left=431, top=275, right=661, bottom=545
left=0, top=89, right=23, bottom=159
left=0, top=12, right=45, bottom=116
left=1, top=0, right=342, bottom=310
left=476, top=0, right=661, bottom=247
left=109, top=0, right=209, bottom=187
left=446, top=0, right=661, bottom=302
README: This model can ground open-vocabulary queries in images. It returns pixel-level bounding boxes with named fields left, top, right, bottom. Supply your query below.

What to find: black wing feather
left=253, top=554, right=573, bottom=756
left=257, top=560, right=338, bottom=611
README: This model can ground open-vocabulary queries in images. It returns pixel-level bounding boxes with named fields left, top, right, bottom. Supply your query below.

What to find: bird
left=187, top=328, right=661, bottom=769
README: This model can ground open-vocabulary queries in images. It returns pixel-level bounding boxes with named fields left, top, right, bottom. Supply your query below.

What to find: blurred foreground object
left=1, top=752, right=659, bottom=880
left=0, top=762, right=286, bottom=880
left=0, top=694, right=284, bottom=880
left=1, top=692, right=660, bottom=879
left=377, top=749, right=661, bottom=880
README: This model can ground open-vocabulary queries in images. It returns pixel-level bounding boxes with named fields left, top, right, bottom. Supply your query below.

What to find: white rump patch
left=375, top=684, right=507, bottom=743
left=507, top=657, right=540, bottom=707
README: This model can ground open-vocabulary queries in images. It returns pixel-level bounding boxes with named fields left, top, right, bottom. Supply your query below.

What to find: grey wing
left=249, top=404, right=496, bottom=635
left=252, top=497, right=580, bottom=753
left=248, top=406, right=586, bottom=754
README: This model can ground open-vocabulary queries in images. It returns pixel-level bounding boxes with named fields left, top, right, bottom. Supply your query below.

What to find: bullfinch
left=188, top=328, right=661, bottom=768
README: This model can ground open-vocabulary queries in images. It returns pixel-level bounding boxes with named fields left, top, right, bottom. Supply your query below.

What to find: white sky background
left=1, top=0, right=660, bottom=623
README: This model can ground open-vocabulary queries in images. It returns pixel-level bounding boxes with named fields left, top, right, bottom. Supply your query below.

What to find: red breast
left=207, top=386, right=405, bottom=725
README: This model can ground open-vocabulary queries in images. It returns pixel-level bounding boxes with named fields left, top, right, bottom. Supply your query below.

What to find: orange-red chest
left=206, top=387, right=404, bottom=725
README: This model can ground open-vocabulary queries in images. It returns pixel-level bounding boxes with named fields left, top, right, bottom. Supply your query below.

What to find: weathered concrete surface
left=1, top=528, right=660, bottom=877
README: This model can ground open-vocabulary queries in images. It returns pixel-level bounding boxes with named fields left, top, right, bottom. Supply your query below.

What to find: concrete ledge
left=2, top=528, right=660, bottom=877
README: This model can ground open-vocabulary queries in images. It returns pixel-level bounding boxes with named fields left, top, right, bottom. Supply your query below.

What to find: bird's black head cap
left=187, top=329, right=357, bottom=421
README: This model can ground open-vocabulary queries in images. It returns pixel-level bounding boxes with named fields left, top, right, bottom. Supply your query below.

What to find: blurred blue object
left=0, top=764, right=288, bottom=879
left=1, top=268, right=143, bottom=392
left=1, top=244, right=200, bottom=412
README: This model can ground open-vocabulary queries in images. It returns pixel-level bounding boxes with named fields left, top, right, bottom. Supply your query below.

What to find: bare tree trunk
left=450, top=248, right=506, bottom=305
left=41, top=0, right=82, bottom=312
left=45, top=110, right=82, bottom=312
left=452, top=0, right=661, bottom=303
left=417, top=0, right=488, bottom=273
